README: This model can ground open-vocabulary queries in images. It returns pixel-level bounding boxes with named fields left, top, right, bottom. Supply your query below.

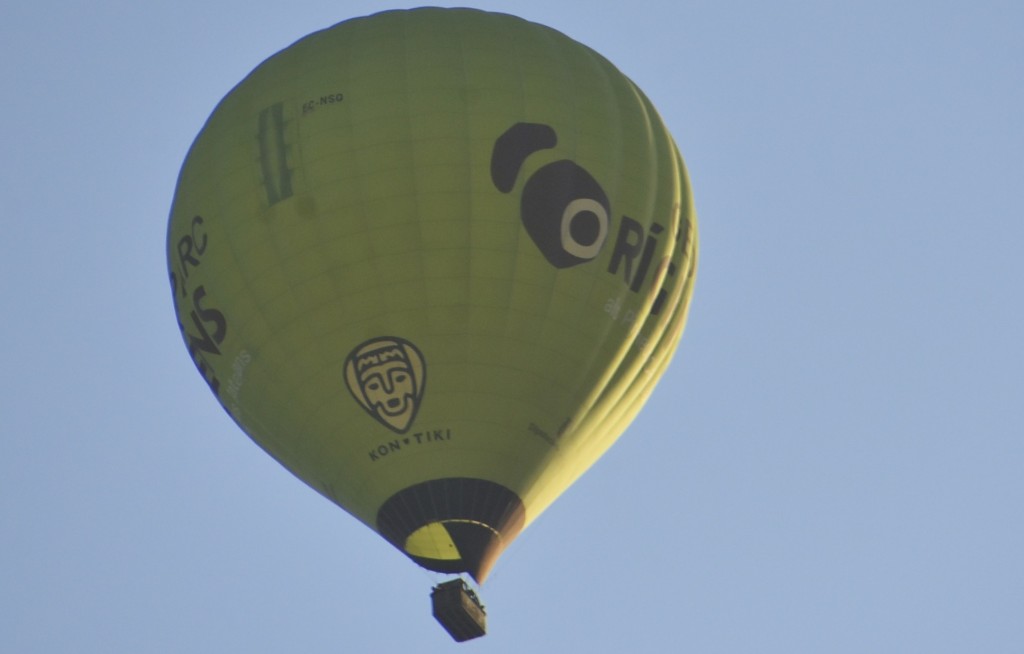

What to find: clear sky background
left=3, top=1, right=1022, bottom=652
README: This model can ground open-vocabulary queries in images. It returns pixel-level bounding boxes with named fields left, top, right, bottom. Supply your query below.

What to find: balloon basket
left=431, top=578, right=487, bottom=642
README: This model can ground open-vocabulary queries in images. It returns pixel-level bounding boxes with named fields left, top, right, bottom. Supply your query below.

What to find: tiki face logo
left=344, top=337, right=426, bottom=434
left=491, top=122, right=611, bottom=268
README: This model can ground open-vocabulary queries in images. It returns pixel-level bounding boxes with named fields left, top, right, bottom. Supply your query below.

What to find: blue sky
left=3, top=1, right=1022, bottom=652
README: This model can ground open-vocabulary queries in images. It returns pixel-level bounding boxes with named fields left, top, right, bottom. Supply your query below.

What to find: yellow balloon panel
left=168, top=8, right=697, bottom=582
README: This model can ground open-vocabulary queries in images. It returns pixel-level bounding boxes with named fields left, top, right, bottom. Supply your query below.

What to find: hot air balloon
left=167, top=7, right=697, bottom=641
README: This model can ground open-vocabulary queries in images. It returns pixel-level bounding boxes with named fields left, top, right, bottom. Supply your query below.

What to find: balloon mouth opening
left=376, top=478, right=526, bottom=583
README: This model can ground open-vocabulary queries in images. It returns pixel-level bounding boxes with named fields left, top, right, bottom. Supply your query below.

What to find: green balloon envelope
left=167, top=7, right=697, bottom=582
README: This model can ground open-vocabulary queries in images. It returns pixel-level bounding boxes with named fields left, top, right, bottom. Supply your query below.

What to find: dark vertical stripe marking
left=258, top=102, right=293, bottom=205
